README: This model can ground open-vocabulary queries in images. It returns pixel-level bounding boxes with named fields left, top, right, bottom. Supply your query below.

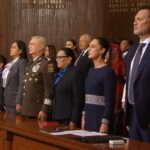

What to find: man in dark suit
left=74, top=33, right=92, bottom=79
left=120, top=39, right=133, bottom=60
left=125, top=6, right=150, bottom=142
left=21, top=36, right=54, bottom=121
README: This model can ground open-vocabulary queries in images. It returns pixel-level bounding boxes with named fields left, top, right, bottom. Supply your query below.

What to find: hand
left=16, top=115, right=22, bottom=125
left=69, top=121, right=77, bottom=130
left=38, top=111, right=47, bottom=121
left=81, top=115, right=85, bottom=130
left=99, top=123, right=109, bottom=133
left=16, top=104, right=22, bottom=114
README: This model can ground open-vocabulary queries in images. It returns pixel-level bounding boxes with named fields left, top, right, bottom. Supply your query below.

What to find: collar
left=82, top=48, right=88, bottom=56
left=140, top=37, right=150, bottom=44
left=33, top=56, right=40, bottom=62
left=59, top=65, right=71, bottom=73
left=12, top=57, right=19, bottom=63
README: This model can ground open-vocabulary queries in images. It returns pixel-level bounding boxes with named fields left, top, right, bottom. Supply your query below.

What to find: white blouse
left=2, top=57, right=19, bottom=88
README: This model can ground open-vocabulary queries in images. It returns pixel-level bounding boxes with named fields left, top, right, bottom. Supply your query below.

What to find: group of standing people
left=0, top=6, right=150, bottom=143
left=0, top=36, right=54, bottom=121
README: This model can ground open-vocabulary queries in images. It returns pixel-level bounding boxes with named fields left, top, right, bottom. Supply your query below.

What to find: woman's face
left=45, top=47, right=50, bottom=57
left=88, top=39, right=102, bottom=60
left=10, top=42, right=21, bottom=59
left=65, top=41, right=75, bottom=50
left=56, top=50, right=71, bottom=69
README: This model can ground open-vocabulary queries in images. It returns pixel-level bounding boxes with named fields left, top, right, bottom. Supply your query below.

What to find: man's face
left=120, top=40, right=129, bottom=53
left=133, top=9, right=150, bottom=36
left=28, top=38, right=43, bottom=56
left=79, top=35, right=90, bottom=51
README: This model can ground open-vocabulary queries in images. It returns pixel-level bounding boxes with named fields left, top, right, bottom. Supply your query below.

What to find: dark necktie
left=128, top=43, right=145, bottom=104
left=74, top=50, right=85, bottom=66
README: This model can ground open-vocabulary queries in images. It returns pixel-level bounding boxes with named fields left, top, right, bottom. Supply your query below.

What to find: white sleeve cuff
left=44, top=98, right=52, bottom=105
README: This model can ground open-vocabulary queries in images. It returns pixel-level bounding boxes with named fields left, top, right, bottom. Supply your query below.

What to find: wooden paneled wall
left=0, top=0, right=149, bottom=58
left=0, top=0, right=105, bottom=58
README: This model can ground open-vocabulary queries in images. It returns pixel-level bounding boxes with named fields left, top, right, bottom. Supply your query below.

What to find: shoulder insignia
left=48, top=63, right=54, bottom=73
left=45, top=56, right=52, bottom=62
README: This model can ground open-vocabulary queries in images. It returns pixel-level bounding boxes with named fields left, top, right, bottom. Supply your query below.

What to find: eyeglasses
left=56, top=56, right=68, bottom=60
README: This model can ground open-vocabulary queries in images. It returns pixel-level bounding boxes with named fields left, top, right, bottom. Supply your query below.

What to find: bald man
left=74, top=34, right=93, bottom=78
left=21, top=36, right=54, bottom=121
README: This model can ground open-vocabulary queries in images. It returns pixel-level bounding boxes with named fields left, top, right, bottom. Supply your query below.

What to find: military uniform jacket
left=21, top=55, right=54, bottom=117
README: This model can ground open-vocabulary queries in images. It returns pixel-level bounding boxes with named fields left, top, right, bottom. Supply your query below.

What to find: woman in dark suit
left=2, top=40, right=28, bottom=114
left=53, top=48, right=84, bottom=129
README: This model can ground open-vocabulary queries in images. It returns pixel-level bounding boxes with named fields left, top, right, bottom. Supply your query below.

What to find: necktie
left=74, top=50, right=85, bottom=66
left=128, top=43, right=145, bottom=104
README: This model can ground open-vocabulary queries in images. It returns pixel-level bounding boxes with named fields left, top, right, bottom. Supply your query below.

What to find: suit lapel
left=126, top=43, right=139, bottom=82
left=6, top=58, right=20, bottom=86
left=135, top=42, right=150, bottom=81
left=54, top=66, right=72, bottom=87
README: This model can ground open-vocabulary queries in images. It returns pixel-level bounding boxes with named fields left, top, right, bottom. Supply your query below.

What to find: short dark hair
left=0, top=55, right=7, bottom=69
left=14, top=40, right=28, bottom=60
left=66, top=39, right=77, bottom=46
left=120, top=38, right=134, bottom=46
left=46, top=45, right=56, bottom=59
left=58, top=48, right=75, bottom=63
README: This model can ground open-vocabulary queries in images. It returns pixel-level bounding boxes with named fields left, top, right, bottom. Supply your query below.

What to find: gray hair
left=31, top=36, right=47, bottom=48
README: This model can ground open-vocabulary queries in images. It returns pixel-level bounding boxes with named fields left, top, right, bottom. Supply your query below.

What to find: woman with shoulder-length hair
left=53, top=48, right=84, bottom=129
left=82, top=37, right=116, bottom=133
left=2, top=40, right=28, bottom=114
left=65, top=39, right=78, bottom=58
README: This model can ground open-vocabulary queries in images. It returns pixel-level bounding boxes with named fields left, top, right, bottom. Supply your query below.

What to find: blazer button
left=36, top=100, right=40, bottom=103
left=24, top=79, right=27, bottom=82
left=23, top=93, right=26, bottom=96
left=29, top=78, right=32, bottom=81
left=35, top=78, right=38, bottom=82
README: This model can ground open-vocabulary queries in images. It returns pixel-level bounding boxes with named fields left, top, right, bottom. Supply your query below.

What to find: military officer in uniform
left=21, top=36, right=54, bottom=121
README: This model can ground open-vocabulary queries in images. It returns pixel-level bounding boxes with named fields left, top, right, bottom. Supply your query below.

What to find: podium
left=0, top=112, right=150, bottom=150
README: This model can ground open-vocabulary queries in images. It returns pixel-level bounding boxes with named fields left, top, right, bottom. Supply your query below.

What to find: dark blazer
left=125, top=42, right=150, bottom=128
left=74, top=50, right=93, bottom=79
left=4, top=58, right=27, bottom=107
left=53, top=66, right=84, bottom=125
left=0, top=71, right=4, bottom=110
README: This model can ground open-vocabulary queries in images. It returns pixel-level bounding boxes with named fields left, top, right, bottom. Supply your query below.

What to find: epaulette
left=45, top=56, right=52, bottom=62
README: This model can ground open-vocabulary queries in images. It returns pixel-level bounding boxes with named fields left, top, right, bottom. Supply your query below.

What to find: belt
left=85, top=94, right=105, bottom=106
